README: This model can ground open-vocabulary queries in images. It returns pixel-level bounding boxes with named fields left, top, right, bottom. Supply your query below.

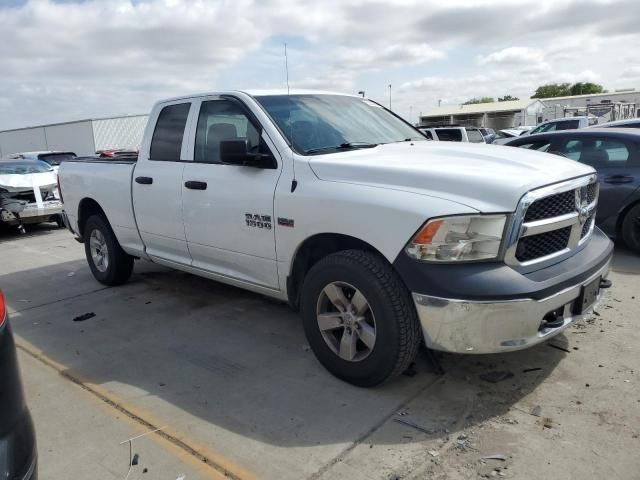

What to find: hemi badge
left=277, top=217, right=294, bottom=228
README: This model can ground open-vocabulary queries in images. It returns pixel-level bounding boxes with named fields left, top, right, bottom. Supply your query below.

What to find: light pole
left=358, top=91, right=365, bottom=98
left=388, top=84, right=392, bottom=110
left=409, top=105, right=413, bottom=125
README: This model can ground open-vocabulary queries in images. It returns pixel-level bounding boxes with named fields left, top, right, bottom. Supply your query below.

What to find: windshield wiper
left=305, top=142, right=378, bottom=154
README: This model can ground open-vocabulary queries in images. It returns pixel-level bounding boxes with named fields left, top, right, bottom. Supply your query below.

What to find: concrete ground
left=1, top=224, right=638, bottom=480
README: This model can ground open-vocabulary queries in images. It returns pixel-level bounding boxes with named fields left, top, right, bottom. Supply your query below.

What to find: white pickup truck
left=58, top=90, right=613, bottom=386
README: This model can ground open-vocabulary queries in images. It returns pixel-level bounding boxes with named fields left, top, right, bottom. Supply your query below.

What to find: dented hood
left=0, top=171, right=58, bottom=194
left=307, top=141, right=594, bottom=212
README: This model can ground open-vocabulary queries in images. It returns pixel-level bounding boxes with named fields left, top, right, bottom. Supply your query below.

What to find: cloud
left=337, top=44, right=444, bottom=70
left=0, top=0, right=638, bottom=130
left=478, top=47, right=545, bottom=66
left=622, top=66, right=640, bottom=79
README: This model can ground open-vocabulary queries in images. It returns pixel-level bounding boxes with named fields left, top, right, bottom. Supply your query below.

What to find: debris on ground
left=531, top=405, right=542, bottom=417
left=131, top=453, right=139, bottom=466
left=548, top=343, right=571, bottom=353
left=480, top=371, right=514, bottom=383
left=428, top=450, right=440, bottom=457
left=73, top=312, right=96, bottom=322
left=523, top=367, right=542, bottom=373
left=482, top=454, right=507, bottom=461
left=67, top=271, right=75, bottom=277
left=394, top=418, right=436, bottom=435
left=542, top=417, right=554, bottom=429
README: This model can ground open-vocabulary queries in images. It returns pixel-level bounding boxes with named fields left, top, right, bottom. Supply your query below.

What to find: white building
left=420, top=89, right=640, bottom=129
left=419, top=99, right=545, bottom=130
left=0, top=114, right=148, bottom=158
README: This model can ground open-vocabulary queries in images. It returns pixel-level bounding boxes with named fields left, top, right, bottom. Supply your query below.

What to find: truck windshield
left=255, top=94, right=425, bottom=155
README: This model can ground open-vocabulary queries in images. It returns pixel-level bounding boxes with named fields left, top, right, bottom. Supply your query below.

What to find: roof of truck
left=157, top=89, right=357, bottom=103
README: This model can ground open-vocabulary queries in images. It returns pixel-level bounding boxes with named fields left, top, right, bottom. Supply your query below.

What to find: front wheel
left=300, top=250, right=421, bottom=387
left=621, top=204, right=640, bottom=253
left=83, top=214, right=134, bottom=286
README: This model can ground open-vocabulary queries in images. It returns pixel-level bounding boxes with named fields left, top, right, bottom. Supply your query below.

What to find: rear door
left=555, top=135, right=639, bottom=225
left=180, top=96, right=282, bottom=289
left=132, top=101, right=193, bottom=264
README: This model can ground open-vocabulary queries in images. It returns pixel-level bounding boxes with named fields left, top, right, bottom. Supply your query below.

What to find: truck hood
left=307, top=142, right=594, bottom=212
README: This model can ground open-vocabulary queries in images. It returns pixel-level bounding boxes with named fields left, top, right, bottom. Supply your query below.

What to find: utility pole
left=388, top=84, right=392, bottom=110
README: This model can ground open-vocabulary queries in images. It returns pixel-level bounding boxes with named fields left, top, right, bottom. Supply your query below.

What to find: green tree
left=498, top=95, right=519, bottom=102
left=570, top=82, right=604, bottom=96
left=463, top=97, right=495, bottom=105
left=531, top=83, right=571, bottom=98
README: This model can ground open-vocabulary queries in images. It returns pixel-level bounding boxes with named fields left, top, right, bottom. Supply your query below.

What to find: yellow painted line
left=15, top=338, right=256, bottom=480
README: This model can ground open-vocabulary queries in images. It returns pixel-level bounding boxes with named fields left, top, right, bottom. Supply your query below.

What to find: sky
left=0, top=0, right=639, bottom=130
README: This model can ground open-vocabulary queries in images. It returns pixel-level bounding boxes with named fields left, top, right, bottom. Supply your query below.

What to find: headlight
left=406, top=214, right=507, bottom=262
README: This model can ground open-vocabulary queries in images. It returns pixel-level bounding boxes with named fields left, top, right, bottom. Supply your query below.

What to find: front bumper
left=395, top=228, right=614, bottom=354
left=0, top=200, right=62, bottom=225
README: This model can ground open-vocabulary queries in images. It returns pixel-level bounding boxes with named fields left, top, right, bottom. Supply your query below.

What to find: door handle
left=604, top=175, right=633, bottom=184
left=184, top=180, right=207, bottom=190
left=135, top=176, right=153, bottom=185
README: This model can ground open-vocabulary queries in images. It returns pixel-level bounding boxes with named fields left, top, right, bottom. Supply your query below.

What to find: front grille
left=516, top=227, right=572, bottom=262
left=585, top=183, right=598, bottom=204
left=581, top=213, right=595, bottom=238
left=524, top=190, right=575, bottom=222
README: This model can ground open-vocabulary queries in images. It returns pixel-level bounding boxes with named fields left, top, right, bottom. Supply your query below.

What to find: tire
left=621, top=203, right=640, bottom=252
left=300, top=250, right=421, bottom=387
left=83, top=214, right=134, bottom=286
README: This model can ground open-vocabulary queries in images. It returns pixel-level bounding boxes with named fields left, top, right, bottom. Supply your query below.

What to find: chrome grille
left=516, top=227, right=571, bottom=262
left=523, top=190, right=575, bottom=222
left=505, top=175, right=599, bottom=270
left=581, top=213, right=595, bottom=239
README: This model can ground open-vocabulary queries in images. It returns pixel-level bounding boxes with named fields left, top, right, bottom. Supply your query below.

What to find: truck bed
left=58, top=157, right=143, bottom=253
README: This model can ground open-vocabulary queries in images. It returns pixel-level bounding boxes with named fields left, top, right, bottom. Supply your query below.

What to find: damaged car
left=0, top=160, right=63, bottom=232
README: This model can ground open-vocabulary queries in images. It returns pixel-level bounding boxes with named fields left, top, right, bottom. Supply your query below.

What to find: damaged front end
left=0, top=160, right=63, bottom=231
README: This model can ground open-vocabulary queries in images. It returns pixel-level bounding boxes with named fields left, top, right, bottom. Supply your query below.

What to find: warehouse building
left=419, top=99, right=545, bottom=130
left=0, top=114, right=148, bottom=158
left=419, top=89, right=640, bottom=129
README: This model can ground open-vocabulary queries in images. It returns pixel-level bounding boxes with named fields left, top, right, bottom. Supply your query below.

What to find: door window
left=434, top=128, right=463, bottom=141
left=516, top=141, right=552, bottom=152
left=558, top=138, right=630, bottom=166
left=556, top=120, right=580, bottom=131
left=149, top=103, right=191, bottom=161
left=466, top=129, right=485, bottom=143
left=194, top=100, right=262, bottom=163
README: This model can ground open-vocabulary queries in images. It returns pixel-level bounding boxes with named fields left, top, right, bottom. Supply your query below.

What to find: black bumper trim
left=393, top=228, right=614, bottom=301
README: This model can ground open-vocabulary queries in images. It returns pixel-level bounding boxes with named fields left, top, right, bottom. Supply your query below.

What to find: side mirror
left=220, top=138, right=275, bottom=168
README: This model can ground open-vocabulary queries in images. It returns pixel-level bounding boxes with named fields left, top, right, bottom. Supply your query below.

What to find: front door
left=181, top=97, right=281, bottom=289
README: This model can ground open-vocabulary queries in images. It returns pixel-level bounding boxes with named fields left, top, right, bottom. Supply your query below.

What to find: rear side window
left=466, top=129, right=485, bottom=143
left=559, top=138, right=630, bottom=166
left=435, top=128, right=463, bottom=142
left=515, top=141, right=551, bottom=152
left=556, top=120, right=580, bottom=131
left=38, top=152, right=76, bottom=166
left=420, top=129, right=434, bottom=140
left=149, top=103, right=191, bottom=161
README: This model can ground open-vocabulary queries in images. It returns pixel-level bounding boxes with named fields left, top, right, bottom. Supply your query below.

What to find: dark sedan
left=0, top=290, right=37, bottom=479
left=504, top=128, right=640, bottom=252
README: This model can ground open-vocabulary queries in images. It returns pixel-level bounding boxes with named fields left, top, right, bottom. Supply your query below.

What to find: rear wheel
left=621, top=204, right=640, bottom=252
left=83, top=214, right=134, bottom=286
left=300, top=250, right=421, bottom=387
